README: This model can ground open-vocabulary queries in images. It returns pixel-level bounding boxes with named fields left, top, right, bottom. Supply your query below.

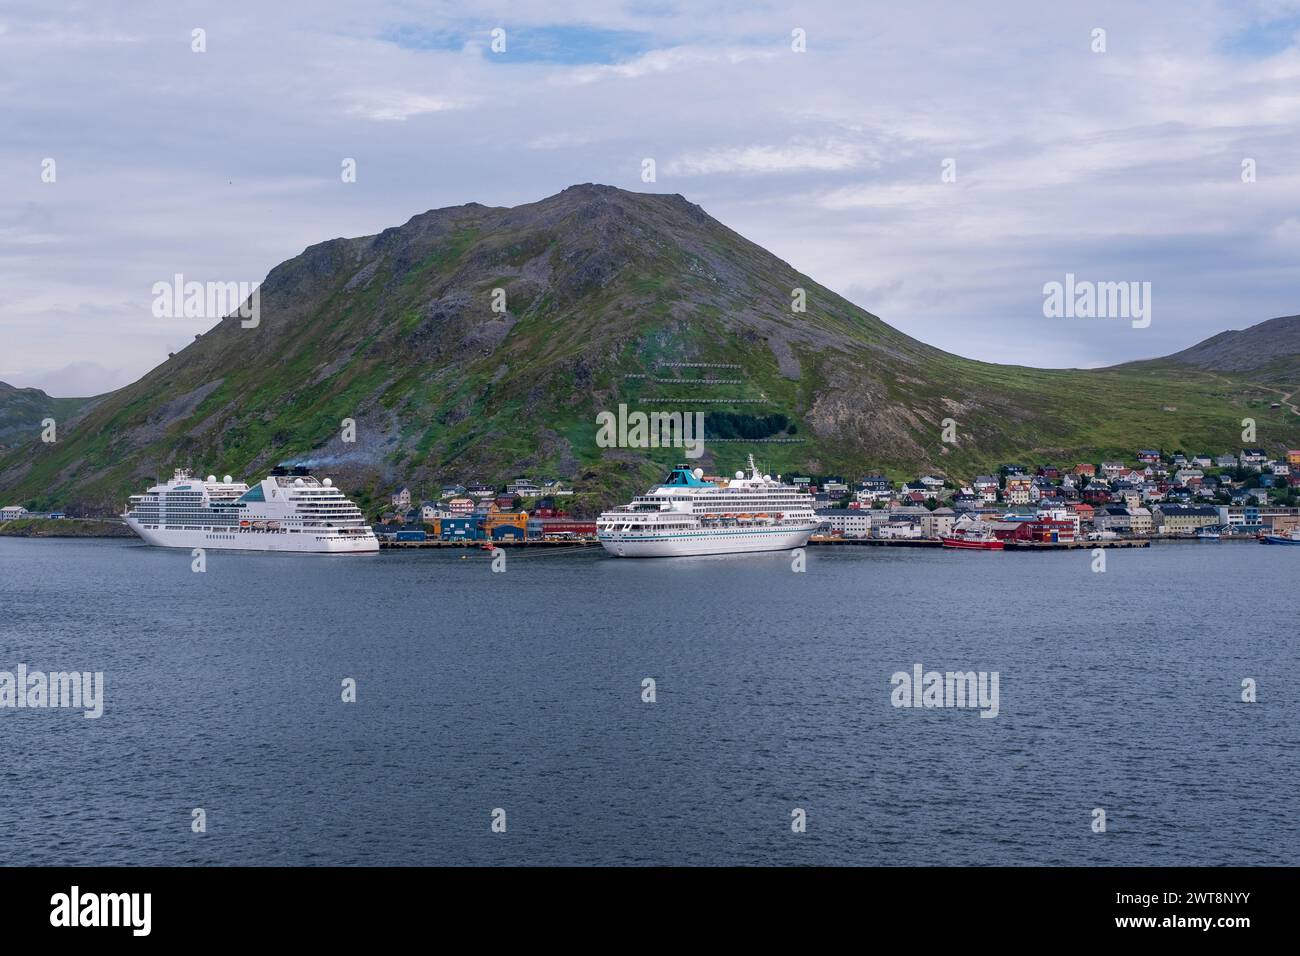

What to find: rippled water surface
left=0, top=537, right=1294, bottom=865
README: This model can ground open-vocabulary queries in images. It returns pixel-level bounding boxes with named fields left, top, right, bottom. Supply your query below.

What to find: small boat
left=942, top=527, right=1005, bottom=550
left=1196, top=528, right=1221, bottom=540
left=1260, top=529, right=1300, bottom=545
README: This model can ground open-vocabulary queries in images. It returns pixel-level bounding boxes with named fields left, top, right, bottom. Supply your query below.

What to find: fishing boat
left=1260, top=528, right=1300, bottom=545
left=941, top=526, right=1005, bottom=550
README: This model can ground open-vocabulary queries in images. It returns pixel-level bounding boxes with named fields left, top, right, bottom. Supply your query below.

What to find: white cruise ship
left=597, top=456, right=818, bottom=557
left=123, top=467, right=378, bottom=554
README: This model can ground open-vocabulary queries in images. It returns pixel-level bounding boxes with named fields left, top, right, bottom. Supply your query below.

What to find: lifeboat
left=239, top=520, right=250, bottom=528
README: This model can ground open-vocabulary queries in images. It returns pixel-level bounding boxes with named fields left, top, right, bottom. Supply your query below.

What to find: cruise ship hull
left=598, top=524, right=815, bottom=558
left=126, top=520, right=378, bottom=554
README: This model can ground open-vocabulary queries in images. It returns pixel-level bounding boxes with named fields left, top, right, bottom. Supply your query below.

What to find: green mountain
left=1117, top=314, right=1300, bottom=391
left=0, top=382, right=94, bottom=451
left=1, top=184, right=1297, bottom=514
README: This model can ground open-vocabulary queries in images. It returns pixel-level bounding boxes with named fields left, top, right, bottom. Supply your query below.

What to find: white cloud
left=555, top=45, right=777, bottom=85
left=343, top=91, right=470, bottom=121
left=1273, top=217, right=1300, bottom=242
left=526, top=131, right=598, bottom=150
left=666, top=138, right=875, bottom=176
left=3, top=0, right=1300, bottom=389
left=26, top=362, right=130, bottom=398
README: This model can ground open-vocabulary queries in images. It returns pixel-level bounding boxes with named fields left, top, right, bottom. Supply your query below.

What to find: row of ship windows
left=143, top=526, right=314, bottom=533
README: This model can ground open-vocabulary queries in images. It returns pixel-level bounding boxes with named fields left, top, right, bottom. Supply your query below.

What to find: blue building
left=438, top=516, right=482, bottom=541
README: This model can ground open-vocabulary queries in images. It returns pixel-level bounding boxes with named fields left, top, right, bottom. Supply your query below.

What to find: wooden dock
left=808, top=536, right=1151, bottom=550
left=383, top=535, right=1161, bottom=551
left=379, top=538, right=599, bottom=549
left=808, top=536, right=942, bottom=548
left=1003, top=538, right=1149, bottom=550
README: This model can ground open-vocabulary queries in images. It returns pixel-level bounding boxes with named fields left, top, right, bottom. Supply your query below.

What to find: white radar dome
left=692, top=468, right=703, bottom=479
left=223, top=475, right=232, bottom=484
left=322, top=478, right=333, bottom=487
left=735, top=471, right=745, bottom=479
left=294, top=478, right=305, bottom=486
left=764, top=474, right=772, bottom=481
left=206, top=474, right=216, bottom=482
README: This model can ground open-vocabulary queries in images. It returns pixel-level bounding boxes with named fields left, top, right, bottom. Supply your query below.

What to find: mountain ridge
left=1118, top=314, right=1300, bottom=385
left=0, top=382, right=96, bottom=450
left=1, top=184, right=1297, bottom=514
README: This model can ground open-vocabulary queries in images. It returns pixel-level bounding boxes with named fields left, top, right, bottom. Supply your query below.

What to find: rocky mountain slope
left=1, top=184, right=1296, bottom=514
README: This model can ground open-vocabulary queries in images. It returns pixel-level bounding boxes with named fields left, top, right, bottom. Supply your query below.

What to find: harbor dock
left=380, top=535, right=1153, bottom=550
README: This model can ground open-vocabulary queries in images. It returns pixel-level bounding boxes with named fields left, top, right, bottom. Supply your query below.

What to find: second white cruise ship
left=597, top=456, right=818, bottom=557
left=123, top=466, right=378, bottom=553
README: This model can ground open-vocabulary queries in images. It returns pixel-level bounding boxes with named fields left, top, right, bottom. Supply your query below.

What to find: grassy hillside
left=1, top=184, right=1296, bottom=514
left=0, top=382, right=94, bottom=451
left=0, top=518, right=133, bottom=538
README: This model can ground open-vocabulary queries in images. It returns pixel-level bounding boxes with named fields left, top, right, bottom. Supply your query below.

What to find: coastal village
left=349, top=446, right=1300, bottom=545
left=4, top=446, right=1297, bottom=546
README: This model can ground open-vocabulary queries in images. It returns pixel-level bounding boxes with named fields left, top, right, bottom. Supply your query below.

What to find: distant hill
left=0, top=382, right=94, bottom=450
left=1118, top=314, right=1300, bottom=387
left=0, top=184, right=1297, bottom=514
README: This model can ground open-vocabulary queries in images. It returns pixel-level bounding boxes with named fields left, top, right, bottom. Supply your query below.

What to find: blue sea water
left=0, top=537, right=1295, bottom=866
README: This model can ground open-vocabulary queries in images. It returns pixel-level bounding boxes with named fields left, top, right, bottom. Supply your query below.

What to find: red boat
left=941, top=528, right=1004, bottom=550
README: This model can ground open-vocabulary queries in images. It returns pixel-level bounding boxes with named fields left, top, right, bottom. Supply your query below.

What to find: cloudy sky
left=2, top=0, right=1298, bottom=395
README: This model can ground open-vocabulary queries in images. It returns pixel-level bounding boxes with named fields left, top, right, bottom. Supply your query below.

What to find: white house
left=921, top=507, right=956, bottom=539
left=421, top=503, right=454, bottom=522
left=814, top=508, right=873, bottom=537
left=1, top=505, right=30, bottom=520
left=876, top=521, right=922, bottom=539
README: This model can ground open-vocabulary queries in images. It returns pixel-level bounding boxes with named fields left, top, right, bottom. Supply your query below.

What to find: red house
left=1013, top=519, right=1077, bottom=543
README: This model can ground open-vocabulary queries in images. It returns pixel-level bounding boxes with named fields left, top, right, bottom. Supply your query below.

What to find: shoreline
left=0, top=518, right=133, bottom=539
left=0, top=522, right=1268, bottom=549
